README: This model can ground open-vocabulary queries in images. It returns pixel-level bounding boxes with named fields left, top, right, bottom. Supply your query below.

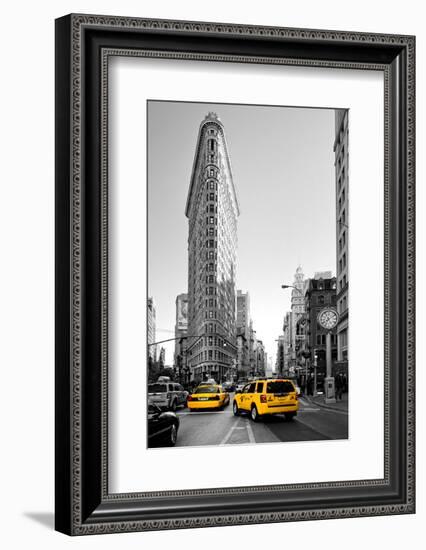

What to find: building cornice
left=185, top=117, right=240, bottom=218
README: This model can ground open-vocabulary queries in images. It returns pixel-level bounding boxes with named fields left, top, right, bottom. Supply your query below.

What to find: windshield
left=148, top=383, right=167, bottom=393
left=266, top=381, right=295, bottom=394
left=194, top=386, right=220, bottom=394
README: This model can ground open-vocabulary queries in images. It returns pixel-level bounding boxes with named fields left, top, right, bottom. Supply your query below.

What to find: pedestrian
left=335, top=374, right=343, bottom=400
left=307, top=375, right=313, bottom=396
left=343, top=374, right=348, bottom=393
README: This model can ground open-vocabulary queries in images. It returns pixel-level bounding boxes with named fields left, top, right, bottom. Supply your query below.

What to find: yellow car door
left=237, top=383, right=249, bottom=411
left=240, top=382, right=256, bottom=411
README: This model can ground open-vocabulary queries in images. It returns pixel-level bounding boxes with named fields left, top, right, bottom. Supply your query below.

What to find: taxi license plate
left=199, top=397, right=208, bottom=401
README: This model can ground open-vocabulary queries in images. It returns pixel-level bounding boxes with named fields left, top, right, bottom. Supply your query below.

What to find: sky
left=148, top=100, right=336, bottom=366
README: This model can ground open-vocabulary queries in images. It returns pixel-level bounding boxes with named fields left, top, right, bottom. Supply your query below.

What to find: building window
left=210, top=181, right=215, bottom=190
left=318, top=295, right=325, bottom=305
left=210, top=216, right=214, bottom=224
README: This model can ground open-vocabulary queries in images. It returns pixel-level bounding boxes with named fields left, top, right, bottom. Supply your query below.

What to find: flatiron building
left=185, top=113, right=239, bottom=382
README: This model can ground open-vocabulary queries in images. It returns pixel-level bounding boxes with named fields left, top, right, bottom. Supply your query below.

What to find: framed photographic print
left=55, top=14, right=415, bottom=535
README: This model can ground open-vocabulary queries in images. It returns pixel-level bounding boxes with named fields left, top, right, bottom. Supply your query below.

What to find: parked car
left=147, top=403, right=179, bottom=447
left=187, top=384, right=230, bottom=411
left=148, top=381, right=188, bottom=411
left=233, top=378, right=299, bottom=422
left=222, top=381, right=236, bottom=392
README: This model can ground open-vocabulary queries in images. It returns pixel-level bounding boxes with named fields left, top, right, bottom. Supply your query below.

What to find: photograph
left=146, top=100, right=349, bottom=448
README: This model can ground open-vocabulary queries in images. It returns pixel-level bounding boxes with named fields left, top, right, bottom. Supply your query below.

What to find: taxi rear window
left=266, top=381, right=294, bottom=394
left=194, top=386, right=218, bottom=394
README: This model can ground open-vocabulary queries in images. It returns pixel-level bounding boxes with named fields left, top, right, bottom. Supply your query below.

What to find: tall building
left=303, top=274, right=338, bottom=388
left=282, top=312, right=292, bottom=375
left=147, top=296, right=157, bottom=361
left=276, top=334, right=285, bottom=375
left=236, top=330, right=249, bottom=379
left=236, top=290, right=250, bottom=339
left=174, top=293, right=188, bottom=367
left=334, top=109, right=349, bottom=374
left=290, top=266, right=306, bottom=366
left=236, top=290, right=251, bottom=377
left=256, top=340, right=266, bottom=377
left=185, top=113, right=239, bottom=383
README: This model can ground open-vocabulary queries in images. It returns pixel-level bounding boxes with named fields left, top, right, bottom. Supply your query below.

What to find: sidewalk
left=305, top=392, right=348, bottom=413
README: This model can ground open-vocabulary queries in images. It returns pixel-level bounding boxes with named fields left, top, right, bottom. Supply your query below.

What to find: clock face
left=317, top=307, right=339, bottom=330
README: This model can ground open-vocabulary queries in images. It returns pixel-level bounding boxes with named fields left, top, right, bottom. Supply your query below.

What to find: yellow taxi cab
left=187, top=384, right=230, bottom=411
left=233, top=378, right=298, bottom=421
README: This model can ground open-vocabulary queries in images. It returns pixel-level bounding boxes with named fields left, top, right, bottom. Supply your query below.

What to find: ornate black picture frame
left=55, top=14, right=415, bottom=535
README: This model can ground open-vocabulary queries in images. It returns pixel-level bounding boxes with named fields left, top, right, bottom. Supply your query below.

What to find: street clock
left=317, top=307, right=339, bottom=330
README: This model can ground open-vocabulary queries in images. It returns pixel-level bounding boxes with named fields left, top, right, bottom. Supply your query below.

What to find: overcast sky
left=148, top=100, right=336, bottom=366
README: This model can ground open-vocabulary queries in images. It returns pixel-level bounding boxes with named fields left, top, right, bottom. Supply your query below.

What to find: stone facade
left=174, top=293, right=188, bottom=368
left=334, top=109, right=349, bottom=373
left=302, top=275, right=338, bottom=386
left=147, top=296, right=157, bottom=361
left=185, top=113, right=239, bottom=383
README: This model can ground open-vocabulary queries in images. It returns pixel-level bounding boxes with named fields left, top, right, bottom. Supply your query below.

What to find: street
left=175, top=394, right=348, bottom=447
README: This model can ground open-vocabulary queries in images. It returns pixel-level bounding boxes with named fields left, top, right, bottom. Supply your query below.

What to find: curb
left=304, top=395, right=348, bottom=414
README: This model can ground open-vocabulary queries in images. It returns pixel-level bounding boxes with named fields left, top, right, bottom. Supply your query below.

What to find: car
left=222, top=381, right=236, bottom=392
left=147, top=403, right=180, bottom=446
left=147, top=381, right=188, bottom=411
left=187, top=384, right=230, bottom=411
left=235, top=379, right=248, bottom=392
left=202, top=378, right=217, bottom=385
left=233, top=378, right=299, bottom=422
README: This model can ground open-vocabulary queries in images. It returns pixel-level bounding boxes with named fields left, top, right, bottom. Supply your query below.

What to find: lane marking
left=245, top=419, right=256, bottom=444
left=255, top=420, right=281, bottom=443
left=294, top=417, right=334, bottom=440
left=219, top=419, right=242, bottom=446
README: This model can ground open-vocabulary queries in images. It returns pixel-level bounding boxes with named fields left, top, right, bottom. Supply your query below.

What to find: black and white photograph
left=147, top=100, right=349, bottom=448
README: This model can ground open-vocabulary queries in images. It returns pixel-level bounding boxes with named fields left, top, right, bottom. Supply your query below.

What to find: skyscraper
left=147, top=296, right=157, bottom=361
left=236, top=290, right=251, bottom=376
left=290, top=266, right=306, bottom=366
left=334, top=109, right=349, bottom=374
left=174, top=293, right=188, bottom=367
left=185, top=113, right=239, bottom=383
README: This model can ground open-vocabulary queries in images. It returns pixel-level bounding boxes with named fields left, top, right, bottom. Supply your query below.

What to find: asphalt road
left=175, top=394, right=348, bottom=447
